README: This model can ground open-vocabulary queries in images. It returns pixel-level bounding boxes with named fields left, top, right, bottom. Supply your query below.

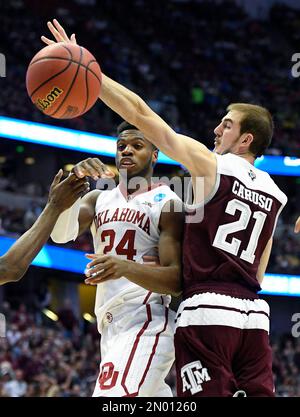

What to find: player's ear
left=152, top=148, right=158, bottom=166
left=241, top=132, right=254, bottom=146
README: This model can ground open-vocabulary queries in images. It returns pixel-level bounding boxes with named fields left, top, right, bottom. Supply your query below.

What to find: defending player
left=0, top=170, right=89, bottom=285
left=50, top=121, right=184, bottom=397
left=42, top=20, right=287, bottom=397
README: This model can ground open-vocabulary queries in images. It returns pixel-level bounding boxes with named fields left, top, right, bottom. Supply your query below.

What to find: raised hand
left=41, top=19, right=77, bottom=46
left=72, top=158, right=115, bottom=180
left=48, top=170, right=90, bottom=212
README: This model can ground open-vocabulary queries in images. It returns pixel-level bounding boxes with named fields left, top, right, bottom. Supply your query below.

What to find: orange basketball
left=26, top=43, right=102, bottom=119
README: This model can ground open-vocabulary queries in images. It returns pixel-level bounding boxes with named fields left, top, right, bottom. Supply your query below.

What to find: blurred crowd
left=0, top=302, right=99, bottom=397
left=0, top=0, right=299, bottom=156
left=272, top=335, right=300, bottom=397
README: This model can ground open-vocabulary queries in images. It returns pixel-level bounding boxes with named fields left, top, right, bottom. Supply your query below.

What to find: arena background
left=0, top=0, right=299, bottom=398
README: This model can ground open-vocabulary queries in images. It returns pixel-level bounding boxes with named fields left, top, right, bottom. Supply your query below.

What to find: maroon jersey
left=183, top=153, right=287, bottom=300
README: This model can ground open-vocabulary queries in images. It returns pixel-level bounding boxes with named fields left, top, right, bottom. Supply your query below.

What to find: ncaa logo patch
left=154, top=193, right=166, bottom=202
left=181, top=360, right=211, bottom=395
left=248, top=169, right=256, bottom=181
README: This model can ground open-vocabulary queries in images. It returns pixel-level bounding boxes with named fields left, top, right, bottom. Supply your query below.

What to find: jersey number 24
left=101, top=229, right=137, bottom=260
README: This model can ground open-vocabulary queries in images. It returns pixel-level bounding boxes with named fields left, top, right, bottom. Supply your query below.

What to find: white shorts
left=175, top=292, right=270, bottom=332
left=93, top=302, right=175, bottom=397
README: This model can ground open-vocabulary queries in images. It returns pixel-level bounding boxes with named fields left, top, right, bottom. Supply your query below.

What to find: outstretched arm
left=99, top=74, right=216, bottom=177
left=0, top=171, right=89, bottom=285
left=41, top=20, right=216, bottom=179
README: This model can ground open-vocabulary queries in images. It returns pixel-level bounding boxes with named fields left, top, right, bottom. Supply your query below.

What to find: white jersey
left=91, top=182, right=180, bottom=331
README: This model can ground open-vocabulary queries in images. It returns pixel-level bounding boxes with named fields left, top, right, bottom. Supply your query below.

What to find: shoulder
left=81, top=189, right=101, bottom=206
left=152, top=184, right=182, bottom=202
left=261, top=173, right=288, bottom=206
left=160, top=198, right=184, bottom=231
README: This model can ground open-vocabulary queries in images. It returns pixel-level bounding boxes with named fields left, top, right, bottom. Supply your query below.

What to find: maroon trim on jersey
left=121, top=304, right=152, bottom=396
left=121, top=306, right=170, bottom=397
left=143, top=291, right=152, bottom=304
left=175, top=303, right=269, bottom=324
left=118, top=181, right=166, bottom=200
left=183, top=282, right=260, bottom=301
left=134, top=307, right=169, bottom=396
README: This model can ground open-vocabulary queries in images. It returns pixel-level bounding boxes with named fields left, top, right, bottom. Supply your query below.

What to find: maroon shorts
left=174, top=292, right=274, bottom=397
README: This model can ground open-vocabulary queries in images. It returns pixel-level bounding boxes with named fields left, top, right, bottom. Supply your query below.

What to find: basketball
left=26, top=43, right=102, bottom=119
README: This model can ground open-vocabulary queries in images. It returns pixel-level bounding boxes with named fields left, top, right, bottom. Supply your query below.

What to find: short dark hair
left=227, top=103, right=274, bottom=157
left=117, top=121, right=138, bottom=136
left=117, top=121, right=158, bottom=151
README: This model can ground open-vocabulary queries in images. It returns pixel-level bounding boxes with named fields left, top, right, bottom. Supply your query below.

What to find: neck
left=235, top=151, right=255, bottom=165
left=120, top=172, right=153, bottom=195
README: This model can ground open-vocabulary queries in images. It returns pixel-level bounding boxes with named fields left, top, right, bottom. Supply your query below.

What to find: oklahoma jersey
left=183, top=153, right=287, bottom=300
left=91, top=182, right=180, bottom=330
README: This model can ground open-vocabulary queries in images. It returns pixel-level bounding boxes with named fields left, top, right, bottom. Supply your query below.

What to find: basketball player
left=295, top=216, right=300, bottom=233
left=50, top=121, right=184, bottom=397
left=0, top=170, right=89, bottom=285
left=43, top=20, right=287, bottom=396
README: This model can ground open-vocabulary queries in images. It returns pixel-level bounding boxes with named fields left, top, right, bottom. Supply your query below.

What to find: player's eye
left=134, top=144, right=143, bottom=149
left=117, top=144, right=125, bottom=151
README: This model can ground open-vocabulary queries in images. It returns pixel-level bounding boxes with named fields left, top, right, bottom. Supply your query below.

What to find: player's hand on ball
left=48, top=170, right=90, bottom=211
left=41, top=19, right=77, bottom=46
left=72, top=158, right=115, bottom=180
left=84, top=254, right=129, bottom=284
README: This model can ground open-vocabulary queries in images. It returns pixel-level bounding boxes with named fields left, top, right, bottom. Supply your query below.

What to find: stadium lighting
left=0, top=116, right=177, bottom=165
left=0, top=116, right=300, bottom=174
left=260, top=274, right=300, bottom=297
left=42, top=308, right=58, bottom=321
left=83, top=313, right=96, bottom=323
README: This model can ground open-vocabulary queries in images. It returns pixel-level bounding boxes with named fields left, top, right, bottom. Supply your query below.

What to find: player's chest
left=93, top=198, right=156, bottom=237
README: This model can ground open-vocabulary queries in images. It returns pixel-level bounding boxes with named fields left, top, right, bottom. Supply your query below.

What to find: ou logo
left=98, top=362, right=119, bottom=390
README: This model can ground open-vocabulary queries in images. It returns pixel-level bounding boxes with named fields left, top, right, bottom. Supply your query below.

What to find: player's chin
left=213, top=145, right=222, bottom=154
left=120, top=164, right=138, bottom=175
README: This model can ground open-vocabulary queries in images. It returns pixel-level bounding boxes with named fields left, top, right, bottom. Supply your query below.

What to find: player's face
left=115, top=130, right=157, bottom=179
left=213, top=110, right=244, bottom=155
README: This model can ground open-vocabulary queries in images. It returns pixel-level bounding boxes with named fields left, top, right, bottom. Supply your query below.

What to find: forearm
left=123, top=260, right=182, bottom=297
left=100, top=75, right=171, bottom=150
left=100, top=74, right=142, bottom=125
left=0, top=204, right=59, bottom=284
left=50, top=197, right=80, bottom=243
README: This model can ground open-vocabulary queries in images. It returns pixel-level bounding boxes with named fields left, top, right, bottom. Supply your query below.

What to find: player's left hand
left=41, top=19, right=77, bottom=46
left=84, top=254, right=129, bottom=285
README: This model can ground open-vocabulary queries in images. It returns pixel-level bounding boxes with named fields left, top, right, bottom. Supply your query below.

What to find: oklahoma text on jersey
left=94, top=208, right=151, bottom=236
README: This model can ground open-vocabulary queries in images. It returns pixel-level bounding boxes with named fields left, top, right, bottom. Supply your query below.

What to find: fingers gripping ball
left=26, top=43, right=102, bottom=119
